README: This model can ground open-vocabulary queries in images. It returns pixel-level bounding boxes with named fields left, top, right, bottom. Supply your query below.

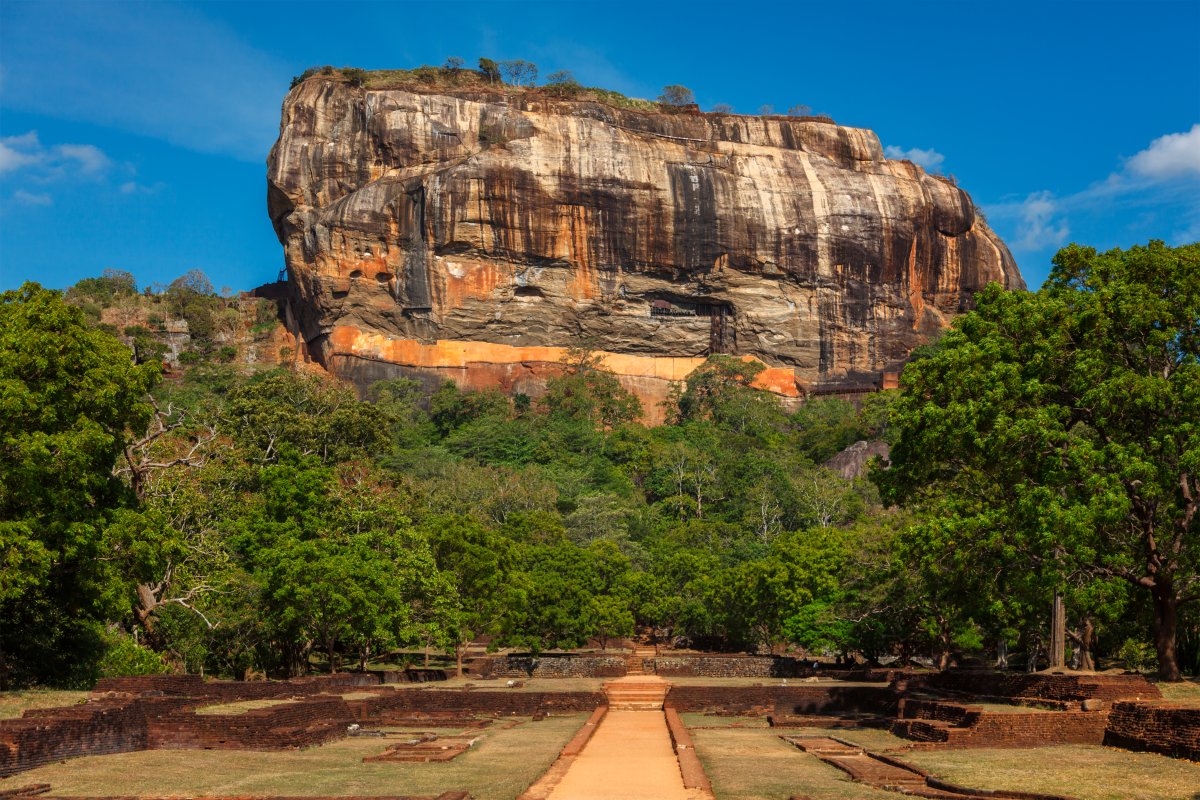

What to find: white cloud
left=884, top=145, right=946, bottom=173
left=0, top=2, right=289, bottom=161
left=1009, top=190, right=1070, bottom=250
left=987, top=124, right=1200, bottom=255
left=0, top=131, right=111, bottom=181
left=56, top=144, right=111, bottom=175
left=1125, top=124, right=1200, bottom=181
left=12, top=189, right=52, bottom=206
left=119, top=181, right=163, bottom=195
left=0, top=132, right=41, bottom=173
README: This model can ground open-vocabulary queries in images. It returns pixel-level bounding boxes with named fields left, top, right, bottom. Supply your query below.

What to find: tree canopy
left=881, top=241, right=1199, bottom=680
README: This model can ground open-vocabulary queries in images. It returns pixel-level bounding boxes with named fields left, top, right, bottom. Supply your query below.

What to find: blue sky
left=1, top=0, right=1197, bottom=294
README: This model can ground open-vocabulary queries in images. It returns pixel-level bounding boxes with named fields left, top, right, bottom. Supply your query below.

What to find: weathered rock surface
left=267, top=78, right=1022, bottom=417
left=824, top=440, right=892, bottom=481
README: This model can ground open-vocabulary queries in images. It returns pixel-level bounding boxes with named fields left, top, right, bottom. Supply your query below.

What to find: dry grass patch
left=905, top=744, right=1200, bottom=800
left=1154, top=677, right=1200, bottom=705
left=194, top=698, right=302, bottom=715
left=0, top=689, right=89, bottom=719
left=335, top=691, right=386, bottom=700
left=690, top=726, right=895, bottom=800
left=17, top=713, right=586, bottom=799
left=680, top=712, right=770, bottom=728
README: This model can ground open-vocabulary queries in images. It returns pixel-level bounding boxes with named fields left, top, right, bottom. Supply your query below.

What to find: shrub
left=218, top=345, right=238, bottom=363
left=98, top=632, right=170, bottom=678
left=711, top=103, right=735, bottom=114
left=342, top=67, right=367, bottom=87
left=1117, top=638, right=1155, bottom=672
left=545, top=70, right=580, bottom=97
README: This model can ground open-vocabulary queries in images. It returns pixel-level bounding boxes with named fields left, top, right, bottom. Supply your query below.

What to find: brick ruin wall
left=466, top=655, right=627, bottom=679
left=145, top=696, right=354, bottom=750
left=92, top=673, right=380, bottom=701
left=893, top=698, right=1110, bottom=748
left=346, top=688, right=607, bottom=719
left=0, top=699, right=153, bottom=776
left=665, top=685, right=899, bottom=716
left=1104, top=702, right=1200, bottom=761
left=906, top=671, right=1160, bottom=704
left=2, top=675, right=375, bottom=776
left=652, top=655, right=906, bottom=682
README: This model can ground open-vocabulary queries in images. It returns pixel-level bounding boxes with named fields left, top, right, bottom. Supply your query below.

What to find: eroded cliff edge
left=267, top=77, right=1023, bottom=418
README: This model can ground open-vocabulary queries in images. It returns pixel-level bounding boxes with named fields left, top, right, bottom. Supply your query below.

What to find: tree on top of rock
left=499, top=60, right=538, bottom=87
left=658, top=85, right=695, bottom=107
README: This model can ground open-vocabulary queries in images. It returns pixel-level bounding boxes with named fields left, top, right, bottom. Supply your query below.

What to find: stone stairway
left=625, top=644, right=658, bottom=676
left=604, top=676, right=669, bottom=711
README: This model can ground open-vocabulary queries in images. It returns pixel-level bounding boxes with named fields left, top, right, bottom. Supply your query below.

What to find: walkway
left=544, top=677, right=707, bottom=800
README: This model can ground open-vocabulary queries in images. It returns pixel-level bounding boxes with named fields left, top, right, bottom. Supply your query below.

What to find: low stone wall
left=652, top=655, right=907, bottom=682
left=664, top=707, right=711, bottom=793
left=666, top=685, right=898, bottom=716
left=347, top=689, right=606, bottom=720
left=908, top=671, right=1159, bottom=704
left=467, top=655, right=627, bottom=679
left=1104, top=701, right=1200, bottom=760
left=145, top=697, right=354, bottom=750
left=0, top=700, right=152, bottom=777
left=892, top=698, right=1110, bottom=748
left=93, top=673, right=380, bottom=701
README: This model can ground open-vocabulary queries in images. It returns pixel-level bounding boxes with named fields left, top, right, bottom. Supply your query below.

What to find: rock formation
left=267, top=76, right=1023, bottom=420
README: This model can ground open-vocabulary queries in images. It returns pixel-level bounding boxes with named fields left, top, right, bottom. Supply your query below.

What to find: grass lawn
left=1153, top=677, right=1200, bottom=705
left=17, top=713, right=587, bottom=799
left=690, top=726, right=895, bottom=799
left=905, top=744, right=1200, bottom=800
left=690, top=719, right=1200, bottom=800
left=194, top=698, right=302, bottom=715
left=680, top=711, right=771, bottom=728
left=0, top=689, right=89, bottom=719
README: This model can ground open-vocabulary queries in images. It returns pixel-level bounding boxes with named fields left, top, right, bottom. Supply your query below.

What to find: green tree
left=478, top=58, right=501, bottom=84
left=499, top=59, right=538, bottom=86
left=658, top=85, right=695, bottom=107
left=425, top=515, right=519, bottom=675
left=880, top=241, right=1200, bottom=680
left=0, top=283, right=159, bottom=686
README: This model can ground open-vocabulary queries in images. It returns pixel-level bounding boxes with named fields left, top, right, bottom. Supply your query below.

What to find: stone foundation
left=1104, top=702, right=1200, bottom=761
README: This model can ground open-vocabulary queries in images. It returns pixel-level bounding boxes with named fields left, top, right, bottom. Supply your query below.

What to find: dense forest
left=1, top=241, right=1196, bottom=687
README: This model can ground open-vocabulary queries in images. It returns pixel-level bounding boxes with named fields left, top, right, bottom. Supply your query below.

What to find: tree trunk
left=996, top=639, right=1008, bottom=670
left=455, top=642, right=464, bottom=678
left=1049, top=594, right=1066, bottom=670
left=936, top=616, right=952, bottom=671
left=1071, top=617, right=1096, bottom=671
left=1151, top=584, right=1182, bottom=681
left=424, top=637, right=431, bottom=668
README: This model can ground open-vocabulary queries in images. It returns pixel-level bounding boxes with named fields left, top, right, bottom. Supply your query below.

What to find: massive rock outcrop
left=267, top=76, right=1022, bottom=419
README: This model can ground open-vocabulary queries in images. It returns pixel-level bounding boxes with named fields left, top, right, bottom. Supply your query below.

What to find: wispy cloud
left=987, top=124, right=1200, bottom=253
left=0, top=131, right=111, bottom=180
left=884, top=145, right=946, bottom=173
left=1009, top=190, right=1070, bottom=250
left=0, top=2, right=289, bottom=161
left=12, top=190, right=52, bottom=207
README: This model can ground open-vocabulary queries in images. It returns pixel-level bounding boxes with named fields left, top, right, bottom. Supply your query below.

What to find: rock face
left=267, top=78, right=1022, bottom=419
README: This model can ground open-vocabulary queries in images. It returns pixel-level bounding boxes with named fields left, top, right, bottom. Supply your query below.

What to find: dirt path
left=545, top=708, right=706, bottom=800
